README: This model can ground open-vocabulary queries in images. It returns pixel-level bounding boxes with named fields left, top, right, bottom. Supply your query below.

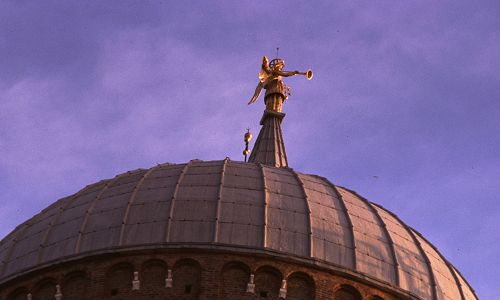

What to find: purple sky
left=1, top=1, right=499, bottom=298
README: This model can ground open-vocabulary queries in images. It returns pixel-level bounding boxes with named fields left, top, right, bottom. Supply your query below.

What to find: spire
left=247, top=55, right=312, bottom=168
left=248, top=109, right=289, bottom=167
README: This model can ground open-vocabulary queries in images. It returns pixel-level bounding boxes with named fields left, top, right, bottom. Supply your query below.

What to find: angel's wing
left=258, top=56, right=272, bottom=83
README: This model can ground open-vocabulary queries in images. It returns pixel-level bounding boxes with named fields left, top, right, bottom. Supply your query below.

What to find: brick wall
left=138, top=259, right=167, bottom=300
left=62, top=272, right=88, bottom=300
left=0, top=249, right=408, bottom=300
left=32, top=279, right=56, bottom=300
left=287, top=272, right=315, bottom=300
left=334, top=285, right=363, bottom=300
left=220, top=262, right=252, bottom=300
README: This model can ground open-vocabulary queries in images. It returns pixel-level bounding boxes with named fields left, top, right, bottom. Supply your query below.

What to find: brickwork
left=171, top=259, right=201, bottom=300
left=33, top=279, right=56, bottom=300
left=334, top=285, right=362, bottom=300
left=137, top=260, right=167, bottom=300
left=6, top=288, right=26, bottom=300
left=62, top=272, right=89, bottom=300
left=0, top=249, right=411, bottom=300
left=220, top=262, right=252, bottom=300
left=287, top=272, right=315, bottom=300
left=106, top=263, right=134, bottom=299
left=255, top=266, right=282, bottom=300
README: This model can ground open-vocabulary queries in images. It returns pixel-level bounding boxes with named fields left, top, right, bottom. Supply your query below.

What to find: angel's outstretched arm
left=276, top=70, right=300, bottom=77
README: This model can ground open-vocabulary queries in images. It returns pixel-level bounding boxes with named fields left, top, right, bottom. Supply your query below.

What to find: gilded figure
left=248, top=56, right=312, bottom=112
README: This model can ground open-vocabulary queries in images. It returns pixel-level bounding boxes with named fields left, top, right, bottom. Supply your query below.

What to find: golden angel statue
left=248, top=56, right=312, bottom=112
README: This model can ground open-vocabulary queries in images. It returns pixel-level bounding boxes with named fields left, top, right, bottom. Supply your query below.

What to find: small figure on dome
left=248, top=55, right=312, bottom=112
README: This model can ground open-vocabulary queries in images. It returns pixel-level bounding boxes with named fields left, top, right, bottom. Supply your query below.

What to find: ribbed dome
left=0, top=160, right=476, bottom=300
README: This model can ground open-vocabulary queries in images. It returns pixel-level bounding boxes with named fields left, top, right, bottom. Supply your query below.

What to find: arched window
left=140, top=259, right=168, bottom=300
left=171, top=258, right=201, bottom=299
left=63, top=271, right=89, bottom=300
left=286, top=272, right=315, bottom=300
left=105, top=262, right=134, bottom=299
left=254, top=266, right=282, bottom=300
left=220, top=261, right=252, bottom=300
left=33, top=279, right=57, bottom=300
left=334, top=285, right=362, bottom=300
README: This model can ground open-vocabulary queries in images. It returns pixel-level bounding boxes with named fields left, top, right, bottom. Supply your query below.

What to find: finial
left=276, top=47, right=279, bottom=58
left=243, top=128, right=252, bottom=162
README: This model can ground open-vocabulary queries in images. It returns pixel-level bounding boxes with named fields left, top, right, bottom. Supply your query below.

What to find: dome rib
left=372, top=202, right=438, bottom=300
left=74, top=173, right=127, bottom=254
left=412, top=230, right=462, bottom=299
left=118, top=165, right=162, bottom=246
left=316, top=176, right=357, bottom=270
left=74, top=174, right=122, bottom=254
left=165, top=161, right=192, bottom=242
left=447, top=261, right=466, bottom=300
left=37, top=186, right=91, bottom=263
left=1, top=199, right=68, bottom=278
left=258, top=163, right=269, bottom=248
left=342, top=188, right=401, bottom=287
left=213, top=158, right=229, bottom=243
left=451, top=265, right=478, bottom=300
left=0, top=223, right=30, bottom=278
left=336, top=187, right=396, bottom=284
left=411, top=228, right=473, bottom=300
left=289, top=170, right=313, bottom=257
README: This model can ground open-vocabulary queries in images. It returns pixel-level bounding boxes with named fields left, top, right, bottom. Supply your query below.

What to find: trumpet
left=297, top=69, right=313, bottom=80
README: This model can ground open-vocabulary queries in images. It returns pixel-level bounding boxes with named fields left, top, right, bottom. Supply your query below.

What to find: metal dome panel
left=414, top=232, right=462, bottom=300
left=372, top=204, right=434, bottom=299
left=299, top=174, right=354, bottom=269
left=217, top=161, right=264, bottom=247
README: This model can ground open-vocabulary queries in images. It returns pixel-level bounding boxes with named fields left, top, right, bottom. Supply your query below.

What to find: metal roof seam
left=248, top=120, right=263, bottom=164
left=265, top=118, right=273, bottom=165
left=258, top=163, right=269, bottom=248
left=451, top=264, right=478, bottom=299
left=410, top=228, right=472, bottom=300
left=340, top=187, right=400, bottom=287
left=0, top=222, right=31, bottom=277
left=165, top=161, right=192, bottom=242
left=37, top=185, right=93, bottom=264
left=370, top=202, right=438, bottom=300
left=118, top=165, right=162, bottom=246
left=288, top=171, right=313, bottom=257
left=315, top=175, right=357, bottom=271
left=277, top=117, right=288, bottom=167
left=272, top=118, right=280, bottom=166
left=213, top=158, right=229, bottom=243
left=446, top=267, right=466, bottom=299
left=74, top=174, right=124, bottom=254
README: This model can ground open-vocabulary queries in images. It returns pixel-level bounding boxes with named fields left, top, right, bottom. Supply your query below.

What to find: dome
left=0, top=159, right=476, bottom=300
left=0, top=57, right=478, bottom=300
